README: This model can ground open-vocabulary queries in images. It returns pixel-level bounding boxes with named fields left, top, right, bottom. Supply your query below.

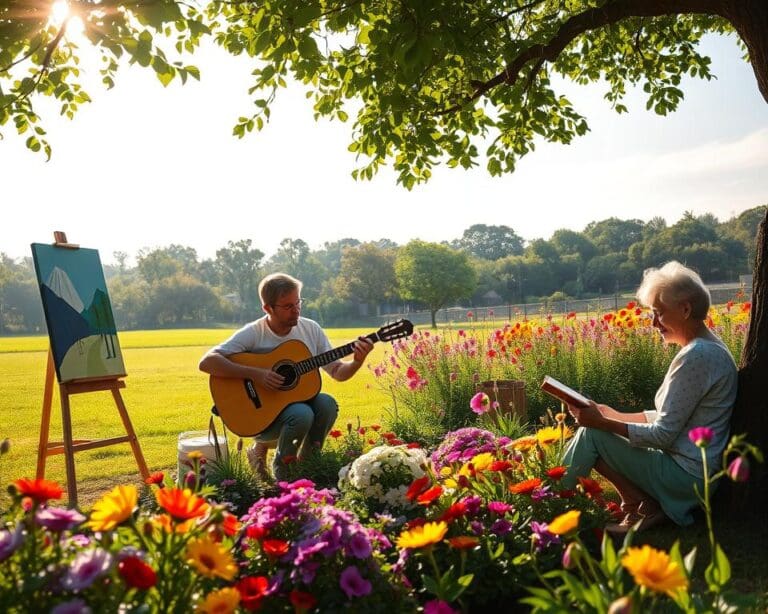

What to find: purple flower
left=62, top=549, right=113, bottom=591
left=347, top=531, right=373, bottom=559
left=488, top=501, right=512, bottom=515
left=294, top=539, right=328, bottom=566
left=0, top=522, right=23, bottom=562
left=727, top=456, right=750, bottom=482
left=424, top=600, right=459, bottom=614
left=490, top=519, right=513, bottom=536
left=339, top=566, right=372, bottom=598
left=531, top=485, right=553, bottom=502
left=688, top=427, right=715, bottom=448
left=68, top=534, right=91, bottom=548
left=530, top=521, right=560, bottom=552
left=51, top=599, right=92, bottom=614
left=469, top=520, right=484, bottom=536
left=35, top=507, right=86, bottom=532
left=461, top=495, right=482, bottom=516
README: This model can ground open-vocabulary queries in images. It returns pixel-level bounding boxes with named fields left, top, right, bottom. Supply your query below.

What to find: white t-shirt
left=627, top=336, right=737, bottom=478
left=213, top=316, right=337, bottom=373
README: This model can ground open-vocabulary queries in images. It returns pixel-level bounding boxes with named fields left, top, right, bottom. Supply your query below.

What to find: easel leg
left=112, top=388, right=150, bottom=480
left=36, top=351, right=56, bottom=480
left=59, top=385, right=78, bottom=508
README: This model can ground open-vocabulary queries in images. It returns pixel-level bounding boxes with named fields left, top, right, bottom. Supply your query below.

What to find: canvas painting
left=31, top=243, right=126, bottom=383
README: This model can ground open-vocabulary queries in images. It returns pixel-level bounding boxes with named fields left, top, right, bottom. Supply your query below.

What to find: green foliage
left=395, top=240, right=477, bottom=327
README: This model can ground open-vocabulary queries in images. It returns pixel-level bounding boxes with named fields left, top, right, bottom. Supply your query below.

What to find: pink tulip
left=688, top=427, right=714, bottom=448
left=727, top=456, right=750, bottom=482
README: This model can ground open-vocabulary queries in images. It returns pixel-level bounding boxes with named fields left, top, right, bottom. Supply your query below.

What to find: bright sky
left=2, top=29, right=766, bottom=266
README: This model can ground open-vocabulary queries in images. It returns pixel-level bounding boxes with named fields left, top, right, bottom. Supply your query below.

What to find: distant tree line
left=1, top=206, right=763, bottom=333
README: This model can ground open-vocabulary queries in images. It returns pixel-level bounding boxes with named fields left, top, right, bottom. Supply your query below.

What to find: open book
left=540, top=375, right=590, bottom=407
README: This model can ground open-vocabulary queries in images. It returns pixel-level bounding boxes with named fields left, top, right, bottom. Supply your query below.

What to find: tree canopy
left=2, top=1, right=766, bottom=185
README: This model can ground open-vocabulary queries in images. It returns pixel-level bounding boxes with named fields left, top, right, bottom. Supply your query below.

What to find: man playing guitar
left=199, top=273, right=373, bottom=480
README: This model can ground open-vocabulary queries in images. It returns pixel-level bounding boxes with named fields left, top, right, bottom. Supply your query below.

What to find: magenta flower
left=347, top=531, right=373, bottom=559
left=487, top=501, right=512, bottom=515
left=35, top=507, right=86, bottom=532
left=424, top=600, right=459, bottom=614
left=727, top=456, right=750, bottom=482
left=339, top=566, right=372, bottom=598
left=51, top=599, right=91, bottom=614
left=469, top=392, right=491, bottom=415
left=688, top=427, right=715, bottom=448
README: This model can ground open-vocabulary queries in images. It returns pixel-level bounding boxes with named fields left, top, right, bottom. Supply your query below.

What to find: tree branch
left=440, top=0, right=728, bottom=114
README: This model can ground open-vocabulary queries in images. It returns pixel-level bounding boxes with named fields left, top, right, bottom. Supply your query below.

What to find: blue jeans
left=254, top=393, right=338, bottom=480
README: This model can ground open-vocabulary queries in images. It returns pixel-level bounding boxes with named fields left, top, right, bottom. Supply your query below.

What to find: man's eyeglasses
left=272, top=299, right=304, bottom=311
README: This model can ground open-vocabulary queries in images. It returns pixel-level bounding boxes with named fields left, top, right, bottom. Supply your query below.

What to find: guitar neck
left=294, top=332, right=379, bottom=375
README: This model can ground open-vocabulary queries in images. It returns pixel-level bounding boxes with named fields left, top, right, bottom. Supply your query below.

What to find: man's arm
left=567, top=401, right=648, bottom=438
left=199, top=350, right=285, bottom=390
left=327, top=337, right=374, bottom=382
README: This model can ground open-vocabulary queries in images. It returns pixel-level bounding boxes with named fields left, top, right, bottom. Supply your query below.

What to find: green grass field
left=0, top=328, right=392, bottom=504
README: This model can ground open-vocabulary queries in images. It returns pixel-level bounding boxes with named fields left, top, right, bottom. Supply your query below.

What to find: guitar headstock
left=376, top=319, right=414, bottom=342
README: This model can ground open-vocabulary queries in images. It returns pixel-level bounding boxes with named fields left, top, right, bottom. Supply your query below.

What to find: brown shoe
left=246, top=442, right=272, bottom=481
left=606, top=507, right=667, bottom=535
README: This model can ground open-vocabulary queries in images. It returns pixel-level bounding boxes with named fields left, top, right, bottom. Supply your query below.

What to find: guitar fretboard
left=294, top=333, right=379, bottom=375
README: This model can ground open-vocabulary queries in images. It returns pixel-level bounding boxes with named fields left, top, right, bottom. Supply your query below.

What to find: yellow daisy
left=396, top=521, right=448, bottom=550
left=621, top=545, right=689, bottom=596
left=536, top=425, right=573, bottom=446
left=196, top=587, right=240, bottom=614
left=509, top=435, right=538, bottom=452
left=86, top=484, right=137, bottom=532
left=186, top=535, right=238, bottom=580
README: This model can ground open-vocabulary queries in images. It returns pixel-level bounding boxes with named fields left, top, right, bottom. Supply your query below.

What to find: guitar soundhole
left=274, top=362, right=298, bottom=390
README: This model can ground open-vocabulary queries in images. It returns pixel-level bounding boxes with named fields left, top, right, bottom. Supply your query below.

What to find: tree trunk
left=430, top=309, right=438, bottom=329
left=719, top=207, right=768, bottom=515
left=720, top=0, right=768, bottom=103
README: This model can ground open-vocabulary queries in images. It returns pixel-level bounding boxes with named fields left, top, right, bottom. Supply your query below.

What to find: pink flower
left=425, top=600, right=459, bottom=614
left=727, top=456, right=750, bottom=482
left=406, top=366, right=419, bottom=380
left=688, top=427, right=715, bottom=448
left=469, top=392, right=490, bottom=415
left=339, top=566, right=372, bottom=598
left=467, top=311, right=474, bottom=319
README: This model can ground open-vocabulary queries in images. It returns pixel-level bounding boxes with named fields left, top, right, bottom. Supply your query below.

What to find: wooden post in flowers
left=721, top=208, right=768, bottom=515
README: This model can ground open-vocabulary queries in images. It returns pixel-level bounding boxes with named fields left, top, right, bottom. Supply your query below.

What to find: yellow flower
left=86, top=484, right=137, bottom=531
left=439, top=466, right=453, bottom=477
left=196, top=587, right=240, bottom=614
left=621, top=545, right=689, bottom=596
left=547, top=510, right=581, bottom=535
left=457, top=452, right=495, bottom=477
left=509, top=435, right=538, bottom=452
left=396, top=521, right=448, bottom=550
left=187, top=451, right=204, bottom=461
left=536, top=425, right=572, bottom=446
left=186, top=535, right=238, bottom=580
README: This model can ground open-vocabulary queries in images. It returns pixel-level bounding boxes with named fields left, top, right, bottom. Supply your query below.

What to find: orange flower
left=509, top=478, right=542, bottom=495
left=439, top=501, right=468, bottom=523
left=221, top=513, right=241, bottom=537
left=13, top=478, right=63, bottom=504
left=144, top=471, right=165, bottom=486
left=447, top=536, right=479, bottom=550
left=489, top=460, right=513, bottom=472
left=416, top=486, right=443, bottom=506
left=153, top=513, right=195, bottom=534
left=155, top=487, right=209, bottom=521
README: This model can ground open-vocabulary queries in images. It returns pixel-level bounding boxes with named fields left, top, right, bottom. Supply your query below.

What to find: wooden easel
left=35, top=232, right=149, bottom=507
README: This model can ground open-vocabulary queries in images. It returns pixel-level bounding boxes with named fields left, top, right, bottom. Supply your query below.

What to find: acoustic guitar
left=210, top=319, right=414, bottom=436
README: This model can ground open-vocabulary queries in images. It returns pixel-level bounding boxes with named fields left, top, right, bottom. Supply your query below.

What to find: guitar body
left=210, top=339, right=322, bottom=437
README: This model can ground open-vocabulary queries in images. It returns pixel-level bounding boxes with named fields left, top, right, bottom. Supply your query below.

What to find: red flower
left=246, top=524, right=267, bottom=541
left=489, top=460, right=513, bottom=472
left=118, top=556, right=157, bottom=590
left=263, top=539, right=290, bottom=557
left=370, top=424, right=381, bottom=431
left=603, top=313, right=614, bottom=321
left=155, top=487, right=209, bottom=521
left=416, top=485, right=443, bottom=506
left=566, top=311, right=576, bottom=319
left=404, top=517, right=427, bottom=529
left=509, top=478, right=542, bottom=495
left=289, top=590, right=318, bottom=613
left=329, top=430, right=342, bottom=438
left=358, top=427, right=366, bottom=435
left=559, top=489, right=576, bottom=498
left=236, top=576, right=270, bottom=611
left=281, top=455, right=298, bottom=465
left=447, top=536, right=479, bottom=550
left=578, top=477, right=603, bottom=496
left=144, top=471, right=165, bottom=486
left=222, top=513, right=241, bottom=537
left=406, top=476, right=430, bottom=501
left=486, top=349, right=497, bottom=358
left=742, top=302, right=751, bottom=313
left=406, top=442, right=421, bottom=449
left=605, top=501, right=624, bottom=521
left=546, top=466, right=567, bottom=480
left=381, top=432, right=397, bottom=440
left=406, top=366, right=419, bottom=380
left=439, top=501, right=468, bottom=523
left=389, top=439, right=404, bottom=446
left=13, top=478, right=63, bottom=504
left=626, top=301, right=636, bottom=309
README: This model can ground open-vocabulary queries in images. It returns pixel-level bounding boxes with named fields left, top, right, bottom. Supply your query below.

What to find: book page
left=540, top=375, right=590, bottom=407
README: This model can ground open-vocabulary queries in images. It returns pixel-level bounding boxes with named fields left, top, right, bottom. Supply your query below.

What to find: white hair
left=636, top=261, right=711, bottom=319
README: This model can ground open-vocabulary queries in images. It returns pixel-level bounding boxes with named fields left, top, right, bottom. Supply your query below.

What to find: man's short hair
left=259, top=273, right=302, bottom=307
left=637, top=261, right=711, bottom=320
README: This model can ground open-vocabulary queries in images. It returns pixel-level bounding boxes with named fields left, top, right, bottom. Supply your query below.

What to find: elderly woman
left=562, top=261, right=738, bottom=532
